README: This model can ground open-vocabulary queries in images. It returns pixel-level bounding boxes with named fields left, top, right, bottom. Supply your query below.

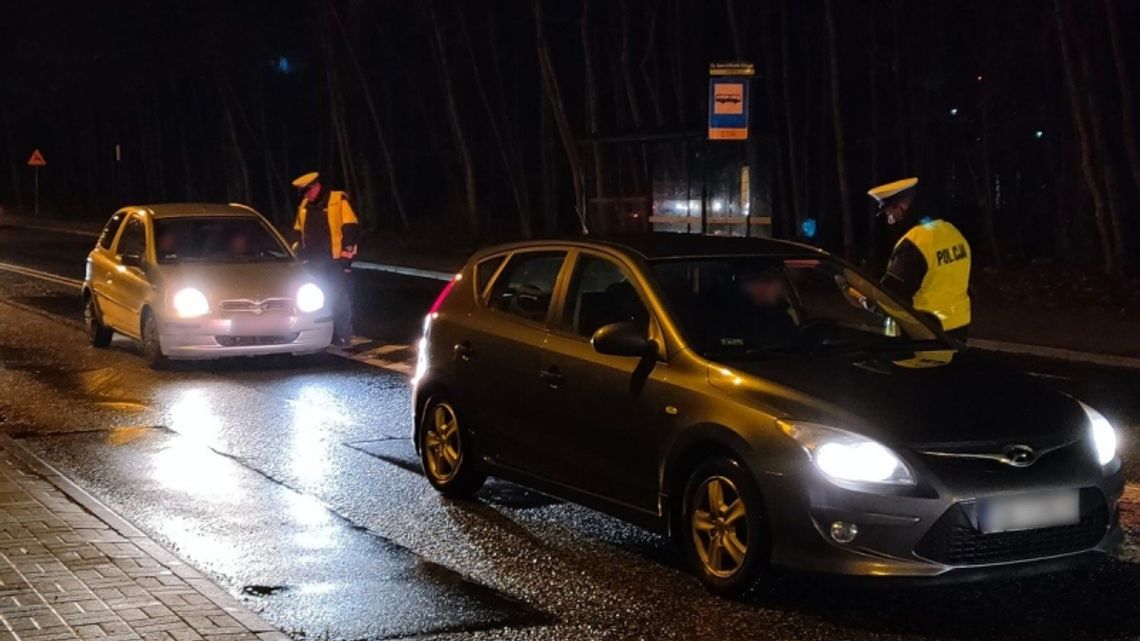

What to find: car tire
left=84, top=296, right=113, bottom=348
left=418, top=395, right=486, bottom=498
left=141, top=311, right=170, bottom=370
left=681, top=457, right=770, bottom=598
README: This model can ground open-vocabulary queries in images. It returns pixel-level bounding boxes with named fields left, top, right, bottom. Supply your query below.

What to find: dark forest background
left=2, top=0, right=1138, bottom=275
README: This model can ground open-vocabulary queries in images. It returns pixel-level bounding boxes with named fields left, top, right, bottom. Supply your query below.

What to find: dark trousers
left=308, top=258, right=353, bottom=341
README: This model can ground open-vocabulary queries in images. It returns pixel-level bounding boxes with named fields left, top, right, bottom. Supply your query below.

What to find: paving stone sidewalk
left=0, top=439, right=288, bottom=641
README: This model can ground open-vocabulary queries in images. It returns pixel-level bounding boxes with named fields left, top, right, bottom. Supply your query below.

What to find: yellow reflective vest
left=293, top=190, right=358, bottom=260
left=893, top=219, right=971, bottom=331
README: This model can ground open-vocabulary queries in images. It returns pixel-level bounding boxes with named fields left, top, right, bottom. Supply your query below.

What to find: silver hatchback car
left=83, top=203, right=333, bottom=367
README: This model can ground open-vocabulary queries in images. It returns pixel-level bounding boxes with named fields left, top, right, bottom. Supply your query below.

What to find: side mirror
left=591, top=321, right=656, bottom=358
left=120, top=253, right=143, bottom=268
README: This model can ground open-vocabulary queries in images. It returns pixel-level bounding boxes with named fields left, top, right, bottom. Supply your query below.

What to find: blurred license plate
left=979, top=490, right=1079, bottom=533
left=230, top=316, right=289, bottom=334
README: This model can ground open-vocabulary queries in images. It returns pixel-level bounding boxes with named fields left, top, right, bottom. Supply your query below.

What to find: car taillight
left=428, top=274, right=461, bottom=315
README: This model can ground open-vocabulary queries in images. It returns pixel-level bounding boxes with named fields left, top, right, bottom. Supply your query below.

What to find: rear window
left=153, top=216, right=290, bottom=264
left=487, top=251, right=566, bottom=323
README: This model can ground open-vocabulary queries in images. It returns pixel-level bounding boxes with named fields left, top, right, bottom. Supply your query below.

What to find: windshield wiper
left=818, top=339, right=950, bottom=356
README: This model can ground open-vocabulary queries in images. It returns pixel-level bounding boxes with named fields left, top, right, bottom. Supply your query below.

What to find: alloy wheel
left=690, top=475, right=750, bottom=578
left=424, top=402, right=463, bottom=483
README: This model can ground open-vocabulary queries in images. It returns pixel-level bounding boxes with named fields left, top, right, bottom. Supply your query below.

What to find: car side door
left=87, top=210, right=129, bottom=323
left=102, top=213, right=151, bottom=336
left=451, top=249, right=571, bottom=471
left=537, top=250, right=667, bottom=512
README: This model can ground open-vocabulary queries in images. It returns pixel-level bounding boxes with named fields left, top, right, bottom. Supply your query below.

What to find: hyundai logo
left=1002, top=444, right=1037, bottom=467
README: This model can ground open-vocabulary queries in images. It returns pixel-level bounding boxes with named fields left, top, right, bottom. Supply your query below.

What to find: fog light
left=830, top=521, right=858, bottom=544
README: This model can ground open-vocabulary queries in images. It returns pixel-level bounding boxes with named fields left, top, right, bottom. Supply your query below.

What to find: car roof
left=474, top=234, right=827, bottom=262
left=122, top=203, right=263, bottom=219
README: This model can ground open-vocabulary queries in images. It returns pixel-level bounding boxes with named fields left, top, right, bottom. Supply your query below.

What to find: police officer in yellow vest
left=291, top=171, right=359, bottom=347
left=869, top=177, right=972, bottom=340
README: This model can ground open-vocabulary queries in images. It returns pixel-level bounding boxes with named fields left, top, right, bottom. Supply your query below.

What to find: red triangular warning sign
left=27, top=149, right=46, bottom=167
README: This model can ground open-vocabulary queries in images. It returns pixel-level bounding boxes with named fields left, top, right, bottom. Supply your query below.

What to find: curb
left=0, top=219, right=101, bottom=238
left=968, top=338, right=1140, bottom=371
left=353, top=260, right=453, bottom=281
left=0, top=433, right=290, bottom=641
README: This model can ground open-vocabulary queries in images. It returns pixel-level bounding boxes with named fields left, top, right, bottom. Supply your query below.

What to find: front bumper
left=762, top=463, right=1125, bottom=580
left=158, top=312, right=333, bottom=359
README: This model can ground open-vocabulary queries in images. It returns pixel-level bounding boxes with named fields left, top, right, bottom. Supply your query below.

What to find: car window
left=153, top=216, right=290, bottom=264
left=562, top=255, right=649, bottom=338
left=488, top=251, right=566, bottom=323
left=97, top=212, right=127, bottom=250
left=476, top=255, right=506, bottom=296
left=115, top=217, right=147, bottom=258
left=650, top=256, right=938, bottom=358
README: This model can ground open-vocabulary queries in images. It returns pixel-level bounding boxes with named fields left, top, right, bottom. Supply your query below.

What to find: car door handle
left=453, top=341, right=475, bottom=361
left=538, top=367, right=564, bottom=388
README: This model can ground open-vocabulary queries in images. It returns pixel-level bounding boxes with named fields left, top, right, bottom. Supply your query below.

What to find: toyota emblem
left=1002, top=444, right=1037, bottom=467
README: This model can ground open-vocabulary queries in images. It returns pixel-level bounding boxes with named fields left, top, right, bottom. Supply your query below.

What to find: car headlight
left=779, top=421, right=915, bottom=486
left=171, top=287, right=209, bottom=318
left=1080, top=401, right=1118, bottom=466
left=296, top=283, right=325, bottom=313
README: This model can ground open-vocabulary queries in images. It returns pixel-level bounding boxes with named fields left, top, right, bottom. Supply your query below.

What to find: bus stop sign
left=708, top=62, right=753, bottom=140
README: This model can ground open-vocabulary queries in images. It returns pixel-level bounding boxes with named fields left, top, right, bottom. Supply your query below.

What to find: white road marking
left=1026, top=371, right=1073, bottom=381
left=0, top=261, right=83, bottom=289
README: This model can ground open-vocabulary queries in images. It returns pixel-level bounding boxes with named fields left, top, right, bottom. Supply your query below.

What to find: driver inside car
left=711, top=267, right=800, bottom=350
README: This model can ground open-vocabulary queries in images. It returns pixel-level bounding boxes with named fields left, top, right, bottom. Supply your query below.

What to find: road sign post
left=27, top=149, right=47, bottom=215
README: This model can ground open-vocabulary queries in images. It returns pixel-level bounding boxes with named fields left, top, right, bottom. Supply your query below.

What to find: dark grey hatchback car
left=411, top=235, right=1123, bottom=596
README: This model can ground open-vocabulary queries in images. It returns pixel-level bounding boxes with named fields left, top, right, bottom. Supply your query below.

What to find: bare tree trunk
left=617, top=0, right=648, bottom=196
left=1053, top=0, right=1117, bottom=275
left=824, top=0, right=855, bottom=260
left=868, top=0, right=879, bottom=260
left=781, top=0, right=803, bottom=228
left=639, top=4, right=667, bottom=128
left=1104, top=0, right=1140, bottom=244
left=1075, top=20, right=1126, bottom=275
left=669, top=0, right=688, bottom=124
left=891, top=0, right=910, bottom=169
left=976, top=98, right=1002, bottom=263
left=219, top=87, right=251, bottom=204
left=535, top=0, right=587, bottom=233
left=726, top=0, right=746, bottom=59
left=328, top=2, right=409, bottom=231
left=582, top=0, right=605, bottom=204
left=2, top=108, right=25, bottom=210
left=459, top=5, right=532, bottom=237
left=759, top=2, right=787, bottom=237
left=426, top=0, right=479, bottom=233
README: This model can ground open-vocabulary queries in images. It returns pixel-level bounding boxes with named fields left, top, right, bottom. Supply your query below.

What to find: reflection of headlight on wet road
left=172, top=287, right=209, bottom=318
left=296, top=283, right=325, bottom=312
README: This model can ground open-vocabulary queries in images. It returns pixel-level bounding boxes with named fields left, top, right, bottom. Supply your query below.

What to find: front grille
left=215, top=334, right=299, bottom=347
left=914, top=488, right=1109, bottom=565
left=220, top=298, right=292, bottom=314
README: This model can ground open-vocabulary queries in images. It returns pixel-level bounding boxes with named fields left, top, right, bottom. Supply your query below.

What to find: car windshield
left=153, top=216, right=290, bottom=264
left=649, top=255, right=945, bottom=358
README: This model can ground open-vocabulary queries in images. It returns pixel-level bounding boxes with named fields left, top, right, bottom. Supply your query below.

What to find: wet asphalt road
left=3, top=222, right=1140, bottom=640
